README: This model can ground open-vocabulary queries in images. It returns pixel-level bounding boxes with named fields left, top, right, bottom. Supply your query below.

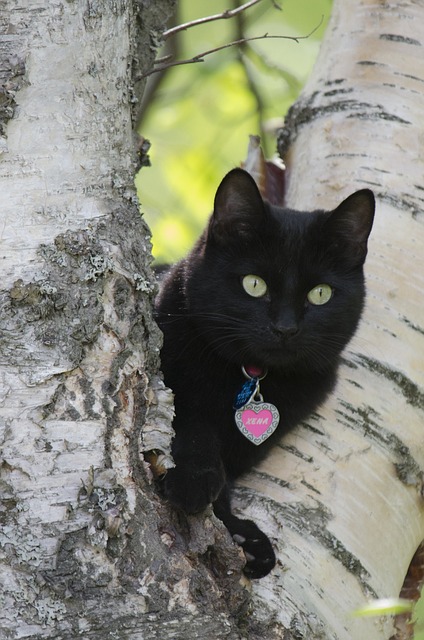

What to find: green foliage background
left=414, top=592, right=424, bottom=640
left=136, top=0, right=332, bottom=262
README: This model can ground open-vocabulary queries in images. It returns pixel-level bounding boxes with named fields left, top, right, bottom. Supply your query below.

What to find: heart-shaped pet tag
left=234, top=400, right=280, bottom=446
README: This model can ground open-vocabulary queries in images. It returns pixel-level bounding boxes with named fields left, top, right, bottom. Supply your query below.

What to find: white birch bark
left=3, top=1, right=424, bottom=639
left=232, top=1, right=424, bottom=638
left=0, top=2, right=248, bottom=638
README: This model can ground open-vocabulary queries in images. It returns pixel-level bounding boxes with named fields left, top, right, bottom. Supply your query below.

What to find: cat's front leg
left=162, top=449, right=226, bottom=514
left=214, top=485, right=276, bottom=579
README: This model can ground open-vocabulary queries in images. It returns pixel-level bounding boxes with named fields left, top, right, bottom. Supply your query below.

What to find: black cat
left=155, top=168, right=374, bottom=578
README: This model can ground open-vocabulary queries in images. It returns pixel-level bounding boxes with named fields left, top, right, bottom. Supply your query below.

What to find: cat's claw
left=230, top=520, right=276, bottom=579
left=237, top=534, right=276, bottom=579
left=232, top=534, right=246, bottom=545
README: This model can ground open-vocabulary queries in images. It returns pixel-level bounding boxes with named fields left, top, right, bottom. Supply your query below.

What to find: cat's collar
left=242, top=365, right=267, bottom=380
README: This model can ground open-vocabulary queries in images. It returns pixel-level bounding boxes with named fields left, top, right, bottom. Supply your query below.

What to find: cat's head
left=185, top=169, right=375, bottom=372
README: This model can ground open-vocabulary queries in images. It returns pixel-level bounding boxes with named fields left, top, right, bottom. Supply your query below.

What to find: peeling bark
left=0, top=2, right=249, bottom=638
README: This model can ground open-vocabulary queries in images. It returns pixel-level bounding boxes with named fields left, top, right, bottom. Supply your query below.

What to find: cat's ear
left=325, top=189, right=375, bottom=265
left=209, top=168, right=266, bottom=243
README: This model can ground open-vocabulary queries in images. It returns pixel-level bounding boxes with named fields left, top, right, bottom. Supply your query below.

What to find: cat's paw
left=231, top=519, right=276, bottom=579
left=163, top=460, right=225, bottom=514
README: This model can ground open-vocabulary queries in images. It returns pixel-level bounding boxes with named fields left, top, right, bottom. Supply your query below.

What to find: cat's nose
left=272, top=307, right=299, bottom=337
left=272, top=322, right=299, bottom=338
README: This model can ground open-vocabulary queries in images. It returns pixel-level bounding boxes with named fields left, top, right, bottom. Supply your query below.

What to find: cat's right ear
left=325, top=189, right=375, bottom=265
left=208, top=168, right=266, bottom=244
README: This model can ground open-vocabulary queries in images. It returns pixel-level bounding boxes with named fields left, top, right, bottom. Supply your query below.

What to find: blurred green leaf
left=137, top=0, right=333, bottom=262
left=413, top=588, right=424, bottom=640
left=352, top=598, right=413, bottom=617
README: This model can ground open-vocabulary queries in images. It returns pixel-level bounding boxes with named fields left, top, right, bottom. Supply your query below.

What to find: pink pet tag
left=235, top=400, right=280, bottom=446
left=233, top=367, right=280, bottom=446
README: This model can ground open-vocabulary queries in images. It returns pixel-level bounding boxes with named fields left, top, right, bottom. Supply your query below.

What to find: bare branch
left=139, top=19, right=323, bottom=80
left=162, top=0, right=266, bottom=41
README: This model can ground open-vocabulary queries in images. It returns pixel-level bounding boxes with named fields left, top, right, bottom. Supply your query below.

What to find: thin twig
left=139, top=19, right=323, bottom=80
left=163, top=0, right=265, bottom=40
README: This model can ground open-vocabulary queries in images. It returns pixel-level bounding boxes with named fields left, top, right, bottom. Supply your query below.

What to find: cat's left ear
left=325, top=189, right=375, bottom=265
left=209, top=168, right=266, bottom=244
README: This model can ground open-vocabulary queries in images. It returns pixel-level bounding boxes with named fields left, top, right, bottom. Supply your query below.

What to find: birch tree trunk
left=2, top=1, right=424, bottom=639
left=0, top=2, right=248, bottom=638
left=232, top=1, right=424, bottom=638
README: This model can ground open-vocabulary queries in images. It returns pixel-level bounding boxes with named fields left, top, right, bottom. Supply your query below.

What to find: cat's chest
left=170, top=361, right=305, bottom=433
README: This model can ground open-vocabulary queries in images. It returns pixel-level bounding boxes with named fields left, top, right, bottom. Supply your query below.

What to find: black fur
left=155, top=169, right=374, bottom=578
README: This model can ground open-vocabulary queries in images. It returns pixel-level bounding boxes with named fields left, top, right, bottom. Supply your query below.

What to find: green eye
left=242, top=275, right=268, bottom=298
left=307, top=284, right=333, bottom=305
